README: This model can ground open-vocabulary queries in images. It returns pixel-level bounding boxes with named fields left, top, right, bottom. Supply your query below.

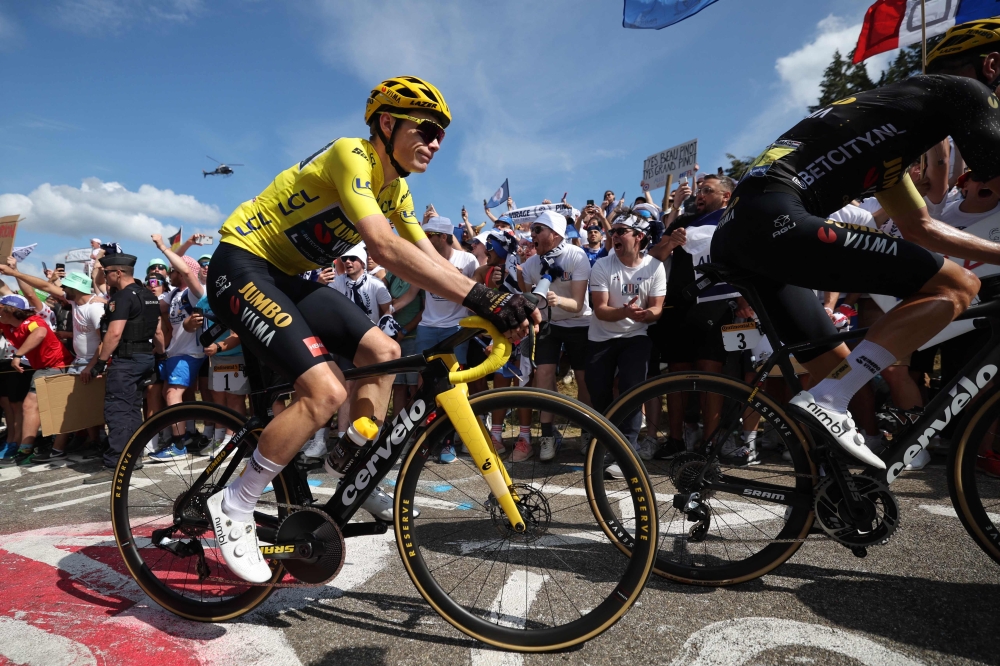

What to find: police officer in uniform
left=83, top=253, right=163, bottom=484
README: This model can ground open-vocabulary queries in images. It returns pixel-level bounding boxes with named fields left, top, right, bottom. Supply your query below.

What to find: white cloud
left=0, top=9, right=23, bottom=50
left=0, top=177, right=222, bottom=245
left=723, top=15, right=896, bottom=162
left=53, top=0, right=204, bottom=34
left=307, top=0, right=679, bottom=200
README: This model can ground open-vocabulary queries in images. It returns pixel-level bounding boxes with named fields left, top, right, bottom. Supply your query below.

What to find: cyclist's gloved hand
left=462, top=283, right=536, bottom=333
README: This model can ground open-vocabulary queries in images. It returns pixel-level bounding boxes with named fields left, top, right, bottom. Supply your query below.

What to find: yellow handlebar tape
left=447, top=316, right=512, bottom=385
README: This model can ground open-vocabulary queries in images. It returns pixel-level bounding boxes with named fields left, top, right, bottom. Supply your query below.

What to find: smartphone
left=192, top=307, right=204, bottom=316
left=197, top=234, right=214, bottom=245
left=680, top=177, right=689, bottom=186
left=587, top=199, right=594, bottom=206
left=426, top=204, right=433, bottom=211
left=562, top=192, right=568, bottom=200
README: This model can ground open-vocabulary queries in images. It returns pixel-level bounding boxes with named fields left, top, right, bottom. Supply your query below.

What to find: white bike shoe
left=206, top=490, right=273, bottom=583
left=789, top=391, right=886, bottom=469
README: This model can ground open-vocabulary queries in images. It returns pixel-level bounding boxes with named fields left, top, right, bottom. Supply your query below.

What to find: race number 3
left=722, top=321, right=763, bottom=352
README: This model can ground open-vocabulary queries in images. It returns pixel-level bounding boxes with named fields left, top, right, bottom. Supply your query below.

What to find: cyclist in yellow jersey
left=205, top=76, right=538, bottom=583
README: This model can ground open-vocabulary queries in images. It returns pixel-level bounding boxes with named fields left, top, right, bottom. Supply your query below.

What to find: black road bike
left=110, top=317, right=657, bottom=651
left=591, top=263, right=1000, bottom=584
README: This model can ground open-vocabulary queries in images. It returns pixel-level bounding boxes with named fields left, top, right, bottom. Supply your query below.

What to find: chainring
left=814, top=472, right=900, bottom=547
left=275, top=507, right=346, bottom=585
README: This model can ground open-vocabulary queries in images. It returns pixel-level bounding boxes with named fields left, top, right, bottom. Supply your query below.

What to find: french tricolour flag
left=854, top=0, right=997, bottom=63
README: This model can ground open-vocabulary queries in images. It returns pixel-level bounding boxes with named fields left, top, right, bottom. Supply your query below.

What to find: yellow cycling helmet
left=364, top=76, right=451, bottom=128
left=927, top=17, right=1000, bottom=72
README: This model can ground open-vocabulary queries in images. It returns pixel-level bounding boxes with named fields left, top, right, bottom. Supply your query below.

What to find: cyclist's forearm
left=908, top=218, right=1000, bottom=265
left=366, top=229, right=475, bottom=303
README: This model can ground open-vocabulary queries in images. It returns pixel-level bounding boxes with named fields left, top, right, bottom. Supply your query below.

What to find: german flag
left=168, top=228, right=182, bottom=252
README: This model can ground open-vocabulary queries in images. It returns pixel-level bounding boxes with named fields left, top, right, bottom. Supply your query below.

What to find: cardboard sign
left=641, top=139, right=697, bottom=192
left=0, top=215, right=20, bottom=265
left=35, top=373, right=106, bottom=436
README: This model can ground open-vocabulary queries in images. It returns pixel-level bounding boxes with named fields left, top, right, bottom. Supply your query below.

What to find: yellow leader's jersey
left=218, top=137, right=425, bottom=275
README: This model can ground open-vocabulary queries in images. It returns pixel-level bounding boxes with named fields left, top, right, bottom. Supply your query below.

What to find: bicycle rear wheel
left=110, top=402, right=298, bottom=621
left=949, top=383, right=1000, bottom=566
left=599, top=372, right=817, bottom=585
left=394, top=388, right=656, bottom=651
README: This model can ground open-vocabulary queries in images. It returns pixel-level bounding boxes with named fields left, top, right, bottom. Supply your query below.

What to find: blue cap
left=0, top=294, right=33, bottom=311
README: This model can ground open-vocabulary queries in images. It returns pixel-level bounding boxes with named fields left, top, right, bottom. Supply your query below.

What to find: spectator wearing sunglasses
left=520, top=210, right=594, bottom=462
left=587, top=211, right=666, bottom=464
left=197, top=254, right=212, bottom=285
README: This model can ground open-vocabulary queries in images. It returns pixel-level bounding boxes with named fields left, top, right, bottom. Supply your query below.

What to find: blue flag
left=623, top=0, right=720, bottom=30
left=485, top=178, right=509, bottom=209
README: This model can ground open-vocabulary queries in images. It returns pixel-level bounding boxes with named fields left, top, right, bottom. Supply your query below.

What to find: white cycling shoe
left=206, top=490, right=273, bottom=583
left=789, top=391, right=886, bottom=470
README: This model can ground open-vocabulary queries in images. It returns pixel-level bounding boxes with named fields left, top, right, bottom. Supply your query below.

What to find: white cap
left=422, top=216, right=453, bottom=235
left=472, top=231, right=490, bottom=245
left=342, top=245, right=368, bottom=266
left=91, top=238, right=101, bottom=243
left=533, top=210, right=566, bottom=238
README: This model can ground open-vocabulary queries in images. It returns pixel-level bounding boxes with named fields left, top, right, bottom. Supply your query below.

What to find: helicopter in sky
left=202, top=155, right=243, bottom=178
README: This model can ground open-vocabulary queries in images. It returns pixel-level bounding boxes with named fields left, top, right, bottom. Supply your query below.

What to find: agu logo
left=817, top=228, right=837, bottom=243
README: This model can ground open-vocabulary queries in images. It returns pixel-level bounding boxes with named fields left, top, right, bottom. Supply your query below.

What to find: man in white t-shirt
left=151, top=237, right=206, bottom=461
left=330, top=246, right=392, bottom=325
left=588, top=212, right=666, bottom=461
left=414, top=216, right=478, bottom=463
left=520, top=210, right=594, bottom=462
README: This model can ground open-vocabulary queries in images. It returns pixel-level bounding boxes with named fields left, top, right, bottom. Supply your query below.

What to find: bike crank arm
left=436, top=383, right=526, bottom=532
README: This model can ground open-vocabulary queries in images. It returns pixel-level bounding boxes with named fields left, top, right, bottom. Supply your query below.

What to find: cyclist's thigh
left=207, top=244, right=339, bottom=380
left=750, top=276, right=839, bottom=363
left=277, top=274, right=375, bottom=362
left=717, top=191, right=944, bottom=298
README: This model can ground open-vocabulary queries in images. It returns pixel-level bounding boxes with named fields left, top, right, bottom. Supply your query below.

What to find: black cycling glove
left=462, top=283, right=536, bottom=334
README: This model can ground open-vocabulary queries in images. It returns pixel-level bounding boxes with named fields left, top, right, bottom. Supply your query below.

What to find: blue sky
left=0, top=0, right=893, bottom=279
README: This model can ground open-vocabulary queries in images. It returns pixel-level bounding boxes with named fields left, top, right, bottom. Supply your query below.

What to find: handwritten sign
left=641, top=139, right=698, bottom=192
left=0, top=215, right=20, bottom=264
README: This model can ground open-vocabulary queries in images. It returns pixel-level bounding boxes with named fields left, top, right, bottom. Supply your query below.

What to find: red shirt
left=1, top=315, right=74, bottom=369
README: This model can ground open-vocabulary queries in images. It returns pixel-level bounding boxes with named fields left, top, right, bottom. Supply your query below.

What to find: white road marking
left=0, top=466, right=22, bottom=484
left=26, top=461, right=72, bottom=473
left=667, top=617, right=924, bottom=666
left=0, top=616, right=97, bottom=666
left=32, top=478, right=155, bottom=512
left=469, top=570, right=546, bottom=666
left=25, top=481, right=109, bottom=501
left=17, top=474, right=92, bottom=492
left=919, top=503, right=1000, bottom=523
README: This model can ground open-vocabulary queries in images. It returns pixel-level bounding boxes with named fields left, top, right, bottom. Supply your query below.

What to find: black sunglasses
left=609, top=227, right=633, bottom=237
left=530, top=225, right=549, bottom=235
left=198, top=261, right=211, bottom=267
left=387, top=112, right=446, bottom=145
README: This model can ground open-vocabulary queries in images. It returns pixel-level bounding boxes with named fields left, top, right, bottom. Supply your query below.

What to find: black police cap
left=100, top=253, right=138, bottom=268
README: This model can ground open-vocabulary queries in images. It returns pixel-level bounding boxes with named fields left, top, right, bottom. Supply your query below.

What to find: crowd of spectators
left=0, top=141, right=992, bottom=475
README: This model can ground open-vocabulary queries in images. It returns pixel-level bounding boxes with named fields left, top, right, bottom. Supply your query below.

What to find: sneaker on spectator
left=653, top=438, right=685, bottom=460
left=722, top=445, right=760, bottom=467
left=539, top=436, right=558, bottom=462
left=637, top=436, right=657, bottom=462
left=511, top=437, right=533, bottom=463
left=148, top=443, right=188, bottom=463
left=439, top=443, right=457, bottom=464
left=561, top=368, right=574, bottom=385
left=604, top=463, right=625, bottom=480
left=903, top=447, right=932, bottom=471
left=33, top=448, right=68, bottom=463
left=977, top=450, right=1000, bottom=477
left=0, top=442, right=17, bottom=460
left=489, top=432, right=507, bottom=456
left=0, top=446, right=33, bottom=467
left=683, top=422, right=703, bottom=452
left=578, top=430, right=592, bottom=455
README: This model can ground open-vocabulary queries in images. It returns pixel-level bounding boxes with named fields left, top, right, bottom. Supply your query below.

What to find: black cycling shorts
left=535, top=324, right=589, bottom=369
left=206, top=243, right=376, bottom=383
left=711, top=189, right=944, bottom=362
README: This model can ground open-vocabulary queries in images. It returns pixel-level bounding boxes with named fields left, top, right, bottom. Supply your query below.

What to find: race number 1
left=722, top=321, right=763, bottom=352
left=212, top=363, right=247, bottom=393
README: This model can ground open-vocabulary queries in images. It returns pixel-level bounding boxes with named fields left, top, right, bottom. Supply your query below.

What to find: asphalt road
left=1, top=446, right=997, bottom=666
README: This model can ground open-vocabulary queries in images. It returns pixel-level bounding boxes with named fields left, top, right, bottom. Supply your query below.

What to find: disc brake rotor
left=487, top=483, right=552, bottom=543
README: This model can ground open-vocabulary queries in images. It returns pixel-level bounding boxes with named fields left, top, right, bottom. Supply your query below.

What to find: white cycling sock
left=810, top=340, right=896, bottom=414
left=222, top=448, right=284, bottom=522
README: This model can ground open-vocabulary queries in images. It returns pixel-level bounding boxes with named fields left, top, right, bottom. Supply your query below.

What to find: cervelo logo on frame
left=341, top=399, right=427, bottom=506
left=887, top=363, right=998, bottom=482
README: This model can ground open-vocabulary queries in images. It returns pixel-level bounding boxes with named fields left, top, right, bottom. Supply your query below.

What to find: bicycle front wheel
left=949, top=383, right=1000, bottom=566
left=600, top=372, right=817, bottom=585
left=110, top=402, right=298, bottom=621
left=394, top=387, right=657, bottom=652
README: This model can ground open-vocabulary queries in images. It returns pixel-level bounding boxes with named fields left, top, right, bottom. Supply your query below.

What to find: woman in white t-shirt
left=519, top=211, right=594, bottom=463
left=587, top=212, right=665, bottom=461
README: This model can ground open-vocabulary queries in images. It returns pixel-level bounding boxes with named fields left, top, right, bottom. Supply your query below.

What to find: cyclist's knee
left=927, top=263, right=979, bottom=310
left=295, top=368, right=348, bottom=421
left=354, top=329, right=400, bottom=366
